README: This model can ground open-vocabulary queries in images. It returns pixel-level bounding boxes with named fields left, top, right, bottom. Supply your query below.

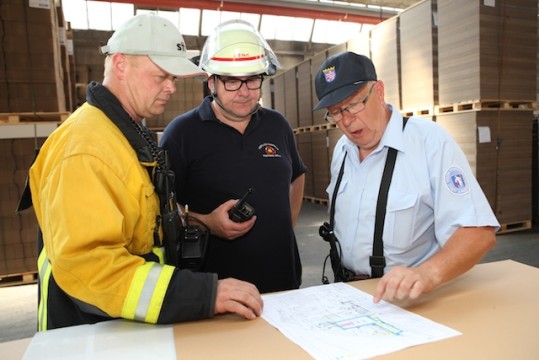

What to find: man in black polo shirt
left=161, top=20, right=306, bottom=293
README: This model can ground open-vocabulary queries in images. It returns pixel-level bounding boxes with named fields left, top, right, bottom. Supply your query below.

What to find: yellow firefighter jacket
left=29, top=82, right=217, bottom=330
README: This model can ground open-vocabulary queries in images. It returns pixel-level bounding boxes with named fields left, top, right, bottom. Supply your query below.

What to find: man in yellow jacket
left=28, top=14, right=262, bottom=331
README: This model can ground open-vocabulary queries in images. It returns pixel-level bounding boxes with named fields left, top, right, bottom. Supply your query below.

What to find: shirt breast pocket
left=385, top=191, right=419, bottom=250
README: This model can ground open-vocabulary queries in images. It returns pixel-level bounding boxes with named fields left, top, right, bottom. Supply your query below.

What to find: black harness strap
left=370, top=146, right=398, bottom=278
left=330, top=155, right=346, bottom=229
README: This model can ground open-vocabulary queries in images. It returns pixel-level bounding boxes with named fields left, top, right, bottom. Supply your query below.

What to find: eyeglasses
left=217, top=75, right=264, bottom=91
left=325, top=81, right=377, bottom=124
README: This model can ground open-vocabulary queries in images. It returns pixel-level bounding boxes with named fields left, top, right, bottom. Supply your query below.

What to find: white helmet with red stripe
left=199, top=19, right=281, bottom=76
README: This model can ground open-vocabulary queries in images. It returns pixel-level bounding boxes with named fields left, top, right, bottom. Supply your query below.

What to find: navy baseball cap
left=313, top=52, right=377, bottom=110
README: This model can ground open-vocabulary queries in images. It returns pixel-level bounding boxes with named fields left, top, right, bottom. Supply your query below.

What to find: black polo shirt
left=161, top=96, right=307, bottom=293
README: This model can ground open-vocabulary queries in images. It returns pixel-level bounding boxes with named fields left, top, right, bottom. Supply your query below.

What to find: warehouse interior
left=1, top=0, right=539, bottom=349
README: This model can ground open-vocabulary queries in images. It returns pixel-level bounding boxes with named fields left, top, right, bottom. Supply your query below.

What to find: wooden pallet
left=0, top=271, right=38, bottom=287
left=498, top=220, right=532, bottom=235
left=436, top=100, right=536, bottom=114
left=303, top=196, right=329, bottom=205
left=0, top=112, right=70, bottom=124
left=402, top=107, right=434, bottom=117
left=294, top=123, right=337, bottom=134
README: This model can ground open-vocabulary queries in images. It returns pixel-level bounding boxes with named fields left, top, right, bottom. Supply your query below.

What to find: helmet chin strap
left=211, top=90, right=260, bottom=122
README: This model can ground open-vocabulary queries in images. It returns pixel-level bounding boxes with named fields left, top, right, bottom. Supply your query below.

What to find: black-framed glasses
left=217, top=75, right=264, bottom=91
left=325, top=81, right=377, bottom=124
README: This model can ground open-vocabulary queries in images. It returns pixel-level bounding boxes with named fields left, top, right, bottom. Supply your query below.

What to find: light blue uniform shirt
left=327, top=105, right=500, bottom=276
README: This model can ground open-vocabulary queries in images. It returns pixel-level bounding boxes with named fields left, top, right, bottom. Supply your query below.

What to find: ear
left=207, top=75, right=215, bottom=93
left=375, top=80, right=384, bottom=96
left=111, top=53, right=128, bottom=79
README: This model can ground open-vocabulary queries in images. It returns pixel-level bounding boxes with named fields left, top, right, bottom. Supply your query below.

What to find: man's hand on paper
left=373, top=227, right=496, bottom=304
left=372, top=266, right=436, bottom=304
left=215, top=278, right=264, bottom=319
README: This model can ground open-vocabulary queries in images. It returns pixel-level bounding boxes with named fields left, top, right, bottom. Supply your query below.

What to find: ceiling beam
left=95, top=0, right=395, bottom=24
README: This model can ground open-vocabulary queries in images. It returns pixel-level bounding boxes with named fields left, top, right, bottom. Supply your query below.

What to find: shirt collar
left=199, top=96, right=218, bottom=122
left=380, top=104, right=406, bottom=153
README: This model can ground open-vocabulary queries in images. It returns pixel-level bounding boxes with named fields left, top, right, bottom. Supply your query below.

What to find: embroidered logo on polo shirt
left=259, top=143, right=281, bottom=158
left=444, top=166, right=469, bottom=194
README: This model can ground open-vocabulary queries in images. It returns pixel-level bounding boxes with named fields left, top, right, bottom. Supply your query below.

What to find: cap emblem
left=322, top=66, right=336, bottom=83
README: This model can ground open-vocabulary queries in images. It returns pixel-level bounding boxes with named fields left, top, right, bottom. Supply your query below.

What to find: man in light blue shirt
left=314, top=52, right=499, bottom=304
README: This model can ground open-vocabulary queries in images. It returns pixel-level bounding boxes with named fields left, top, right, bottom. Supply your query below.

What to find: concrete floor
left=1, top=201, right=538, bottom=343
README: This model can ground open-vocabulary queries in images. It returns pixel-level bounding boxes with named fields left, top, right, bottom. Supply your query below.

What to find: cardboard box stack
left=284, top=68, right=299, bottom=129
left=272, top=72, right=286, bottom=119
left=436, top=0, right=537, bottom=230
left=370, top=16, right=401, bottom=109
left=437, top=0, right=537, bottom=106
left=57, top=9, right=77, bottom=112
left=296, top=133, right=314, bottom=198
left=297, top=59, right=313, bottom=128
left=0, top=0, right=70, bottom=281
left=0, top=0, right=69, bottom=114
left=311, top=131, right=331, bottom=200
left=399, top=0, right=437, bottom=116
left=310, top=50, right=327, bottom=126
left=0, top=123, right=58, bottom=280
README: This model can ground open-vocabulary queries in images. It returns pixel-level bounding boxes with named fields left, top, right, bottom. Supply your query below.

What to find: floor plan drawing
left=262, top=283, right=460, bottom=359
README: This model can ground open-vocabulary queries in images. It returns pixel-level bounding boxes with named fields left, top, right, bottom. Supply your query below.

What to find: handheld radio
left=228, top=188, right=255, bottom=222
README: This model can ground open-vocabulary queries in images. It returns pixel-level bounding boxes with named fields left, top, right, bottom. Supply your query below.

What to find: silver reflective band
left=134, top=265, right=162, bottom=321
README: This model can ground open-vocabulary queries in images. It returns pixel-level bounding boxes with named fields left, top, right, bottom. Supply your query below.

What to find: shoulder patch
left=444, top=166, right=469, bottom=194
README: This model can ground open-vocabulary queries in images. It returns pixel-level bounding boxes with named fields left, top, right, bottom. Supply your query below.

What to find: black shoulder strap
left=329, top=153, right=346, bottom=229
left=370, top=147, right=397, bottom=277
left=370, top=116, right=409, bottom=278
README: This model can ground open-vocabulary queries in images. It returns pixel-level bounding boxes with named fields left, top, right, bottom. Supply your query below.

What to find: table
left=173, top=259, right=539, bottom=359
left=4, top=260, right=539, bottom=359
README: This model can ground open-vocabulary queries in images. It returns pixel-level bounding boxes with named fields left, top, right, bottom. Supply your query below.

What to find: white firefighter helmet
left=199, top=19, right=281, bottom=76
